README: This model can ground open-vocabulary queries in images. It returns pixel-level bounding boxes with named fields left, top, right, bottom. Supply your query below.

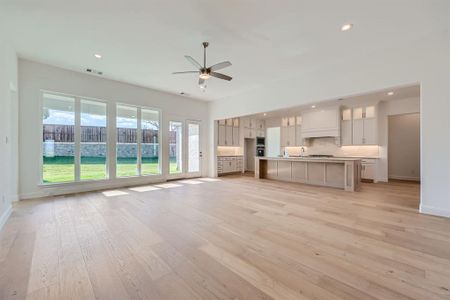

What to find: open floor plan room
left=1, top=1, right=450, bottom=299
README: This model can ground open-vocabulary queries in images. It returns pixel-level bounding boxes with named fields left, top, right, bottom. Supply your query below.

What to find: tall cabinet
left=217, top=118, right=240, bottom=146
left=352, top=106, right=376, bottom=145
left=281, top=116, right=307, bottom=147
left=341, top=105, right=377, bottom=145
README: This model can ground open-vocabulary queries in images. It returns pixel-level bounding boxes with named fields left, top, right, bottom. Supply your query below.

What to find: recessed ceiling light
left=341, top=23, right=353, bottom=31
left=387, top=91, right=394, bottom=96
left=311, top=105, right=316, bottom=108
left=94, top=54, right=102, bottom=59
left=263, top=113, right=267, bottom=116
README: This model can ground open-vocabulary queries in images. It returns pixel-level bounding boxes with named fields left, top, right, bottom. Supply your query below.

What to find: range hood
left=301, top=105, right=340, bottom=138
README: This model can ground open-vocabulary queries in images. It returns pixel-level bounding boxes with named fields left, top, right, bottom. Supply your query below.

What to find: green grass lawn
left=43, top=156, right=181, bottom=183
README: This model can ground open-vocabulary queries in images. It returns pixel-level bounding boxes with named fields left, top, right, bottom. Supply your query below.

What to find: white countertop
left=257, top=156, right=361, bottom=162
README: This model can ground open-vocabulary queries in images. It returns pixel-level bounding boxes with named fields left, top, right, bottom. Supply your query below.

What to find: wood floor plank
left=1, top=176, right=450, bottom=300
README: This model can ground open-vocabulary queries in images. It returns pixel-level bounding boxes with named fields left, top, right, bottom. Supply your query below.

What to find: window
left=42, top=93, right=108, bottom=183
left=42, top=93, right=75, bottom=183
left=41, top=93, right=163, bottom=183
left=169, top=121, right=183, bottom=174
left=116, top=105, right=138, bottom=177
left=116, top=104, right=161, bottom=177
left=80, top=100, right=107, bottom=180
left=141, top=109, right=160, bottom=175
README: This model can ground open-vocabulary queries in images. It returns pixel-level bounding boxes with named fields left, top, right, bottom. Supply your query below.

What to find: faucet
left=300, top=147, right=305, bottom=157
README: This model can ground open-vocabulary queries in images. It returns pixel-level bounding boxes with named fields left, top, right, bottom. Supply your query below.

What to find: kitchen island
left=255, top=156, right=362, bottom=192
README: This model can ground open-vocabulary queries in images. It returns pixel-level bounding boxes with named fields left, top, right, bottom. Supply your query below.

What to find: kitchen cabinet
left=217, top=156, right=243, bottom=175
left=218, top=125, right=226, bottom=146
left=242, top=117, right=262, bottom=138
left=256, top=129, right=265, bottom=137
left=243, top=127, right=256, bottom=138
left=217, top=118, right=240, bottom=146
left=294, top=116, right=308, bottom=146
left=352, top=106, right=377, bottom=145
left=256, top=120, right=265, bottom=130
left=232, top=118, right=240, bottom=146
left=281, top=117, right=296, bottom=147
left=242, top=117, right=256, bottom=129
left=341, top=108, right=352, bottom=146
left=361, top=158, right=376, bottom=181
left=225, top=126, right=233, bottom=145
left=256, top=120, right=265, bottom=137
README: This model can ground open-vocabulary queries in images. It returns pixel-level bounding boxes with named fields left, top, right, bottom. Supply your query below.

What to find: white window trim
left=116, top=102, right=162, bottom=178
left=39, top=90, right=109, bottom=185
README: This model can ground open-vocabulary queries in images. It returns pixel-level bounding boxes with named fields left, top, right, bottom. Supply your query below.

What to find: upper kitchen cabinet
left=217, top=118, right=240, bottom=146
left=256, top=120, right=265, bottom=137
left=242, top=117, right=263, bottom=138
left=281, top=117, right=296, bottom=147
left=232, top=118, right=240, bottom=145
left=294, top=116, right=308, bottom=146
left=341, top=108, right=352, bottom=146
left=352, top=105, right=377, bottom=145
left=242, top=117, right=256, bottom=129
left=301, top=106, right=340, bottom=138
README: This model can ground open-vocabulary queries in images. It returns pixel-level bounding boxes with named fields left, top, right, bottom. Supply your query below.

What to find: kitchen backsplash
left=217, top=146, right=243, bottom=156
left=285, top=137, right=379, bottom=158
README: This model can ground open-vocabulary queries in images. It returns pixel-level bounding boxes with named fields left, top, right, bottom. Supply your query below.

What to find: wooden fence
left=43, top=125, right=170, bottom=143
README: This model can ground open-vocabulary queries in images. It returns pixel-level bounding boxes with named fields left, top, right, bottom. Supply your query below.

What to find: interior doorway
left=388, top=113, right=420, bottom=181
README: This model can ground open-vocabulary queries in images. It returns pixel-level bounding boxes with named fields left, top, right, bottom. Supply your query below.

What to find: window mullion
left=74, top=98, right=81, bottom=181
left=137, top=107, right=142, bottom=176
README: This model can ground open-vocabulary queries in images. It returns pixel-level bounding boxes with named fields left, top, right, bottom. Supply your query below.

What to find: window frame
left=115, top=103, right=162, bottom=178
left=39, top=90, right=109, bottom=185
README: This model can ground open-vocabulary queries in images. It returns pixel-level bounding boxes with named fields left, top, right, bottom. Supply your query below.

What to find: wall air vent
left=86, top=68, right=103, bottom=75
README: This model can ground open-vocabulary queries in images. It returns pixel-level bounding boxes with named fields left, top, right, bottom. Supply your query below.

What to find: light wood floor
left=1, top=176, right=450, bottom=300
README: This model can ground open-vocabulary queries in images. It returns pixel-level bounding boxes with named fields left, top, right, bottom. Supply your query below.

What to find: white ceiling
left=247, top=84, right=420, bottom=119
left=2, top=0, right=449, bottom=101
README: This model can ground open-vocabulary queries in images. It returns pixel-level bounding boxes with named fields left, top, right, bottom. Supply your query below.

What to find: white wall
left=0, top=35, right=18, bottom=228
left=19, top=59, right=209, bottom=199
left=209, top=32, right=450, bottom=218
left=388, top=113, right=420, bottom=181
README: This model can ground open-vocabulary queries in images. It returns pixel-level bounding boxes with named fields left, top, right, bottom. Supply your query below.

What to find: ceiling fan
left=173, top=42, right=232, bottom=89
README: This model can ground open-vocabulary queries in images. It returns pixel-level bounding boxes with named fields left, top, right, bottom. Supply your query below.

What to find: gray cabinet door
left=218, top=125, right=226, bottom=146
left=352, top=119, right=364, bottom=145
left=341, top=120, right=352, bottom=145
left=232, top=127, right=240, bottom=146
left=225, top=126, right=233, bottom=146
left=363, top=118, right=376, bottom=144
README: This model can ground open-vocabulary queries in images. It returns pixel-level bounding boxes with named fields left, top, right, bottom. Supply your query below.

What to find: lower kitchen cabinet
left=217, top=156, right=243, bottom=175
left=361, top=158, right=377, bottom=181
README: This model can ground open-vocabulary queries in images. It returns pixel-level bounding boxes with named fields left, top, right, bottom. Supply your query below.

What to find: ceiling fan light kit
left=173, top=42, right=232, bottom=90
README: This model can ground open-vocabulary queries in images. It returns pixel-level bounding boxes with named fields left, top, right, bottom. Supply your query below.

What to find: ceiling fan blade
left=172, top=71, right=199, bottom=74
left=209, top=61, right=232, bottom=72
left=185, top=56, right=202, bottom=69
left=199, top=78, right=205, bottom=85
left=210, top=72, right=232, bottom=81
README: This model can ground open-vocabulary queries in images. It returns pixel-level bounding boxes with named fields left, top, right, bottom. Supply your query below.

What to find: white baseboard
left=388, top=175, right=420, bottom=181
left=19, top=176, right=168, bottom=200
left=420, top=204, right=450, bottom=218
left=0, top=205, right=12, bottom=231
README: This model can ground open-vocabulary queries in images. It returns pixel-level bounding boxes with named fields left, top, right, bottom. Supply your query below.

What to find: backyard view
left=43, top=95, right=166, bottom=183
left=43, top=157, right=177, bottom=183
